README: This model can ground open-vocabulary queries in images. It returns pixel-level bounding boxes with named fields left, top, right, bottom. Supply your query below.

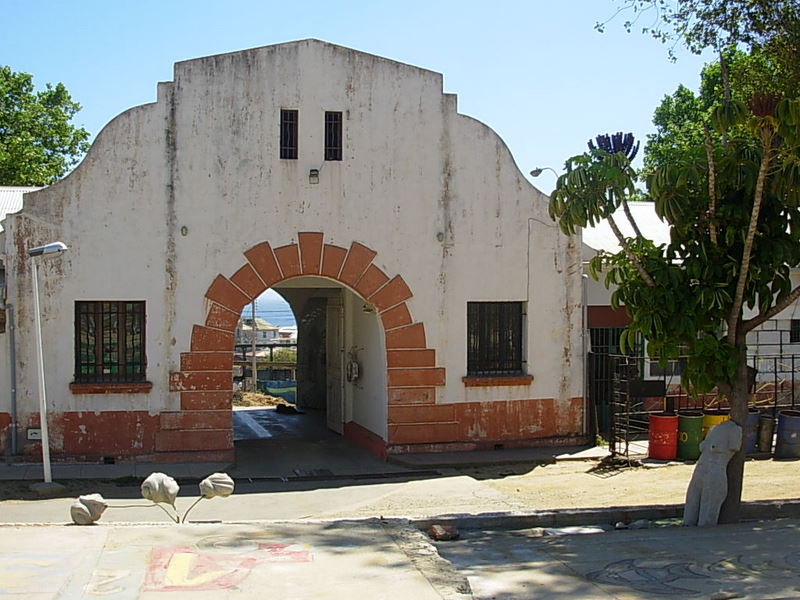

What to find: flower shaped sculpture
left=141, top=472, right=180, bottom=506
left=183, top=472, right=236, bottom=522
left=68, top=471, right=235, bottom=524
left=199, top=472, right=235, bottom=498
left=70, top=493, right=108, bottom=525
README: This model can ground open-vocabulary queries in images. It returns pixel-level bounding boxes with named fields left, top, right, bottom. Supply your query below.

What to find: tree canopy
left=645, top=48, right=790, bottom=174
left=0, top=66, right=90, bottom=186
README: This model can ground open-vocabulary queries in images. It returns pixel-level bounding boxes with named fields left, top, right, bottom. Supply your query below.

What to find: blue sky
left=4, top=1, right=716, bottom=326
left=4, top=0, right=714, bottom=194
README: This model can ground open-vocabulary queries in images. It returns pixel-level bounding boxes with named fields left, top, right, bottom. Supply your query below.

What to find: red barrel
left=649, top=413, right=679, bottom=460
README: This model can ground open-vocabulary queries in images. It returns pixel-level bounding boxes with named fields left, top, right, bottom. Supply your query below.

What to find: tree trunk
left=718, top=346, right=750, bottom=524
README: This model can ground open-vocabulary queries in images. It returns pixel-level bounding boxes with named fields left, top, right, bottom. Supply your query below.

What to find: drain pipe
left=4, top=302, right=18, bottom=460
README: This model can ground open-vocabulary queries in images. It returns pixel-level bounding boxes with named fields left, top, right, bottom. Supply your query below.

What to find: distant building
left=235, top=317, right=279, bottom=345
left=277, top=326, right=298, bottom=343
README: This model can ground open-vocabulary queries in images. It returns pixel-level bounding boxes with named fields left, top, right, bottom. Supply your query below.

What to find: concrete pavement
left=2, top=407, right=799, bottom=599
left=2, top=515, right=800, bottom=598
left=435, top=518, right=800, bottom=599
left=0, top=519, right=469, bottom=599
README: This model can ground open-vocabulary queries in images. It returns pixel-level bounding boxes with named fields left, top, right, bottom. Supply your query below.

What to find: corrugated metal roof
left=582, top=201, right=670, bottom=254
left=0, top=186, right=41, bottom=232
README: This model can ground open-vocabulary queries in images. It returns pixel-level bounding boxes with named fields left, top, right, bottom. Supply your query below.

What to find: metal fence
left=589, top=350, right=800, bottom=459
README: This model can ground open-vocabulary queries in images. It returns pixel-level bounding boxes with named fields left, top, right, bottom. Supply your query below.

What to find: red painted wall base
left=343, top=421, right=387, bottom=460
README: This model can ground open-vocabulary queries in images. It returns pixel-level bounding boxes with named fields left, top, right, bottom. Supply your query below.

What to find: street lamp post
left=529, top=167, right=559, bottom=178
left=28, top=241, right=68, bottom=484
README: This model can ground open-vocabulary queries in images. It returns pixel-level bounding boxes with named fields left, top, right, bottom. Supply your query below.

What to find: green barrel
left=677, top=411, right=703, bottom=460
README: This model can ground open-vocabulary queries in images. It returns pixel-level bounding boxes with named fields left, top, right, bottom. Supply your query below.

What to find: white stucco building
left=0, top=40, right=584, bottom=462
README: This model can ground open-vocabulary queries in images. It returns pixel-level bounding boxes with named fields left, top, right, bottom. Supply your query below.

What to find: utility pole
left=251, top=300, right=258, bottom=393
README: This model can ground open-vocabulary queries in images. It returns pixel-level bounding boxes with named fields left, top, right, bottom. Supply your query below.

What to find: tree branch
left=727, top=131, right=771, bottom=344
left=703, top=125, right=718, bottom=245
left=607, top=213, right=657, bottom=288
left=620, top=197, right=644, bottom=238
left=741, top=283, right=800, bottom=335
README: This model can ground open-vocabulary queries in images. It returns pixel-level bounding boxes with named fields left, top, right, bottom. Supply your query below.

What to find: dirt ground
left=461, top=456, right=800, bottom=510
left=232, top=390, right=285, bottom=407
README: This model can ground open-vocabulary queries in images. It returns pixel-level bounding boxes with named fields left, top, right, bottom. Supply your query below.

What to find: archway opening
left=231, top=277, right=387, bottom=448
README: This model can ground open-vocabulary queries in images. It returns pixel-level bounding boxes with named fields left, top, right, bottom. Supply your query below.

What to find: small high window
left=791, top=319, right=800, bottom=344
left=280, top=109, right=298, bottom=159
left=75, top=301, right=146, bottom=383
left=324, top=111, right=343, bottom=161
left=467, top=302, right=525, bottom=376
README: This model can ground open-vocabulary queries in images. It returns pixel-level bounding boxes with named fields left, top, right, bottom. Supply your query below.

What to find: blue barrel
left=775, top=410, right=800, bottom=458
left=744, top=409, right=760, bottom=454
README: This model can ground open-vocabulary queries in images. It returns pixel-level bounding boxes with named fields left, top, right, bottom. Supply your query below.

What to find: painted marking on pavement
left=144, top=542, right=312, bottom=591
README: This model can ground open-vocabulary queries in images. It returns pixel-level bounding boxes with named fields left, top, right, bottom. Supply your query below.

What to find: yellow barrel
left=702, top=410, right=729, bottom=440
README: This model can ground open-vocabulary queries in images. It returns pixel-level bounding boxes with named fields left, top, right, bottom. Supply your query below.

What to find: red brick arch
left=162, top=232, right=445, bottom=460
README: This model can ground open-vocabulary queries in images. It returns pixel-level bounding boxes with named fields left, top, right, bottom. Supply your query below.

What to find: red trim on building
left=69, top=382, right=153, bottom=395
left=343, top=421, right=387, bottom=460
left=587, top=305, right=631, bottom=328
left=462, top=375, right=533, bottom=387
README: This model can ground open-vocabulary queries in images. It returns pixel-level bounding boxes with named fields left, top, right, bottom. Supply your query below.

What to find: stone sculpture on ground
left=69, top=472, right=235, bottom=525
left=683, top=420, right=742, bottom=526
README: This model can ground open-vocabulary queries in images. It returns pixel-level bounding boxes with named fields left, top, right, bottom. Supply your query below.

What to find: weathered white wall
left=3, top=40, right=583, bottom=439
left=5, top=96, right=173, bottom=417
left=345, top=289, right=387, bottom=437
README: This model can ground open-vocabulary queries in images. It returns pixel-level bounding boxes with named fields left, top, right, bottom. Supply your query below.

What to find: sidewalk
left=2, top=513, right=799, bottom=598
left=0, top=518, right=469, bottom=599
left=2, top=435, right=799, bottom=599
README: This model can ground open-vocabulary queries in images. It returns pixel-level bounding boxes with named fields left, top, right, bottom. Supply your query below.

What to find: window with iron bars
left=74, top=301, right=146, bottom=383
left=280, top=109, right=298, bottom=159
left=467, top=301, right=525, bottom=376
left=324, top=111, right=342, bottom=161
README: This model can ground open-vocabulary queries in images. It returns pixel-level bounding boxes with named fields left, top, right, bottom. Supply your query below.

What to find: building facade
left=0, top=40, right=584, bottom=462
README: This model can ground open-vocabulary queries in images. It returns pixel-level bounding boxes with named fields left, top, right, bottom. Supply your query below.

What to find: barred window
left=467, top=302, right=525, bottom=376
left=324, top=111, right=342, bottom=161
left=75, top=301, right=146, bottom=383
left=280, top=109, right=298, bottom=159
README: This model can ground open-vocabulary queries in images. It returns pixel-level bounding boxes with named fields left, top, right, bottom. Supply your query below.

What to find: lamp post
left=28, top=241, right=68, bottom=484
left=529, top=167, right=558, bottom=178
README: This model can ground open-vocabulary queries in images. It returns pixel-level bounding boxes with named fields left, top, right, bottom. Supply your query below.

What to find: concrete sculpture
left=683, top=420, right=742, bottom=526
left=69, top=471, right=235, bottom=525
left=69, top=493, right=108, bottom=525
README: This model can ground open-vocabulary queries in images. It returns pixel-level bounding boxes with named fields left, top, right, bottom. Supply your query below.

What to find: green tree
left=550, top=95, right=800, bottom=524
left=0, top=66, right=90, bottom=185
left=645, top=48, right=787, bottom=175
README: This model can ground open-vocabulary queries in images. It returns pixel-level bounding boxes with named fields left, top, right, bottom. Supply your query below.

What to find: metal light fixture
left=309, top=169, right=320, bottom=184
left=28, top=241, right=68, bottom=484
left=530, top=167, right=558, bottom=178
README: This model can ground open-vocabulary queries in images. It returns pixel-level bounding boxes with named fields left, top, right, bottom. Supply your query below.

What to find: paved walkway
left=434, top=518, right=800, bottom=599
left=1, top=410, right=797, bottom=599
left=1, top=515, right=798, bottom=599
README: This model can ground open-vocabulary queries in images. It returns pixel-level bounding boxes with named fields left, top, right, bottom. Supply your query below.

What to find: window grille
left=75, top=301, right=146, bottom=383
left=280, top=109, right=298, bottom=159
left=467, top=301, right=524, bottom=376
left=791, top=320, right=800, bottom=344
left=324, top=111, right=342, bottom=161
